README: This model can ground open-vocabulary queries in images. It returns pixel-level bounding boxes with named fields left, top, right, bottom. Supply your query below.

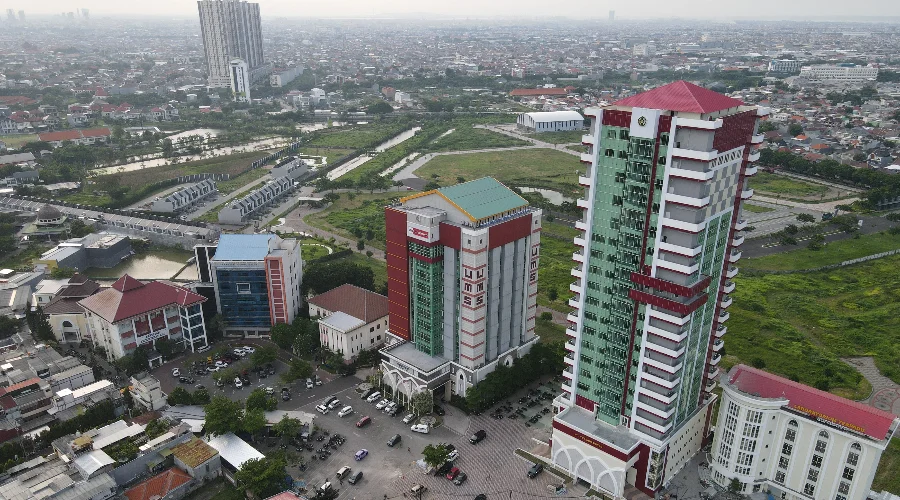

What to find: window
left=842, top=467, right=854, bottom=481
left=847, top=452, right=859, bottom=466
left=782, top=444, right=792, bottom=456
left=815, top=440, right=827, bottom=453
left=838, top=482, right=850, bottom=495
left=774, top=471, right=785, bottom=484
left=803, top=483, right=815, bottom=496
left=778, top=457, right=789, bottom=469
left=605, top=148, right=614, bottom=157
left=236, top=283, right=251, bottom=294
left=807, top=469, right=818, bottom=482
left=785, top=428, right=796, bottom=442
left=811, top=455, right=822, bottom=468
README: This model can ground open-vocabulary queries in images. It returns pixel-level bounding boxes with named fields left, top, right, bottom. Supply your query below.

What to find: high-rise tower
left=550, top=81, right=768, bottom=497
left=197, top=0, right=267, bottom=88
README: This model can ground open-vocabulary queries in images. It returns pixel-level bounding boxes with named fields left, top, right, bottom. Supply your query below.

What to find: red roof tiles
left=727, top=365, right=897, bottom=440
left=78, top=275, right=205, bottom=323
left=307, top=284, right=388, bottom=323
left=613, top=80, right=744, bottom=114
left=124, top=467, right=192, bottom=500
left=38, top=128, right=110, bottom=142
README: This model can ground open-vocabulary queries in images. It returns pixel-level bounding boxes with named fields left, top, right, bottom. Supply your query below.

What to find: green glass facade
left=409, top=242, right=444, bottom=356
left=579, top=126, right=668, bottom=426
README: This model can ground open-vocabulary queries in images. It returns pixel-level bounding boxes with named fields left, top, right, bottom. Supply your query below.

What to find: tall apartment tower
left=380, top=178, right=542, bottom=402
left=550, top=81, right=768, bottom=497
left=229, top=58, right=251, bottom=102
left=197, top=0, right=266, bottom=88
left=609, top=10, right=615, bottom=22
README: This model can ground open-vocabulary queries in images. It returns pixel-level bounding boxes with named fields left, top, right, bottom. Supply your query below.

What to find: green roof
left=435, top=177, right=528, bottom=222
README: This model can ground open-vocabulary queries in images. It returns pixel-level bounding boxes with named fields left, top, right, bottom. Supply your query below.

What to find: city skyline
left=6, top=0, right=900, bottom=20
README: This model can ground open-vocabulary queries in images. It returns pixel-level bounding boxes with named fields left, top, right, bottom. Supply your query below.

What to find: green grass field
left=535, top=318, right=567, bottom=344
left=874, top=438, right=900, bottom=493
left=214, top=167, right=270, bottom=194
left=742, top=231, right=900, bottom=272
left=537, top=222, right=579, bottom=313
left=424, top=126, right=528, bottom=153
left=305, top=193, right=393, bottom=250
left=416, top=148, right=581, bottom=194
left=750, top=171, right=829, bottom=198
left=1, top=134, right=39, bottom=148
left=94, top=151, right=271, bottom=189
left=307, top=122, right=410, bottom=149
left=300, top=243, right=332, bottom=261
left=742, top=203, right=775, bottom=213
left=527, top=130, right=585, bottom=144
left=726, top=254, right=900, bottom=398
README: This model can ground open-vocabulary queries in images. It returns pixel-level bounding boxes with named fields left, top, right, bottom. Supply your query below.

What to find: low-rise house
left=205, top=433, right=264, bottom=485
left=307, top=284, right=389, bottom=361
left=130, top=373, right=166, bottom=411
left=41, top=274, right=103, bottom=343
left=124, top=467, right=194, bottom=500
left=38, top=128, right=111, bottom=148
left=150, top=179, right=216, bottom=213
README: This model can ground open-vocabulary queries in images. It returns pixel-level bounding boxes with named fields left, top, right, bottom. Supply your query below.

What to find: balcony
left=565, top=340, right=576, bottom=353
left=579, top=175, right=593, bottom=187
left=656, top=256, right=700, bottom=275
left=669, top=164, right=715, bottom=181
left=645, top=324, right=688, bottom=343
left=715, top=325, right=727, bottom=338
left=562, top=379, right=572, bottom=391
left=735, top=219, right=747, bottom=230
left=640, top=384, right=678, bottom=404
left=637, top=395, right=676, bottom=418
left=741, top=188, right=754, bottom=199
left=676, top=117, right=723, bottom=130
left=571, top=266, right=584, bottom=279
left=634, top=409, right=674, bottom=433
left=661, top=216, right=707, bottom=233
left=666, top=192, right=711, bottom=209
left=710, top=353, right=722, bottom=365
left=566, top=313, right=579, bottom=326
left=580, top=152, right=594, bottom=164
left=564, top=351, right=575, bottom=365
left=648, top=306, right=691, bottom=326
left=577, top=198, right=589, bottom=209
left=671, top=147, right=717, bottom=162
left=646, top=336, right=685, bottom=359
left=726, top=266, right=738, bottom=278
left=707, top=366, right=719, bottom=378
left=573, top=249, right=585, bottom=263
left=575, top=220, right=588, bottom=231
left=574, top=236, right=586, bottom=247
left=582, top=134, right=595, bottom=145
left=719, top=311, right=730, bottom=323
left=732, top=234, right=745, bottom=246
left=568, top=298, right=580, bottom=309
left=744, top=165, right=758, bottom=176
left=729, top=250, right=742, bottom=263
left=705, top=380, right=717, bottom=392
left=642, top=367, right=682, bottom=389
left=659, top=241, right=703, bottom=257
left=751, top=133, right=764, bottom=144
left=570, top=281, right=583, bottom=294
left=720, top=295, right=733, bottom=308
left=562, top=368, right=574, bottom=379
left=713, top=339, right=724, bottom=352
left=645, top=350, right=684, bottom=373
left=748, top=151, right=761, bottom=162
left=723, top=281, right=735, bottom=294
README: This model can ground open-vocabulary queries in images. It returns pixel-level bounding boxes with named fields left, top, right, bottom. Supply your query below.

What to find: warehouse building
left=516, top=110, right=584, bottom=133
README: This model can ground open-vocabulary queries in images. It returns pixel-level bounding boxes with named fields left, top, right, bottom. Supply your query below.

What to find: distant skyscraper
left=18, top=10, right=24, bottom=22
left=229, top=59, right=251, bottom=102
left=197, top=0, right=267, bottom=88
left=609, top=10, right=615, bottom=21
left=80, top=9, right=88, bottom=19
left=6, top=9, right=15, bottom=22
left=550, top=81, right=767, bottom=497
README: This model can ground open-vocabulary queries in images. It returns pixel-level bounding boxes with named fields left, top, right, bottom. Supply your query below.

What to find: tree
left=234, top=456, right=287, bottom=499
left=250, top=345, right=278, bottom=368
left=796, top=213, right=816, bottom=224
left=161, top=138, right=174, bottom=158
left=204, top=397, right=243, bottom=436
left=0, top=316, right=19, bottom=339
left=757, top=121, right=776, bottom=133
left=788, top=123, right=803, bottom=137
left=357, top=239, right=365, bottom=250
left=50, top=267, right=76, bottom=279
left=272, top=416, right=302, bottom=442
left=270, top=323, right=298, bottom=350
left=547, top=288, right=558, bottom=301
left=302, top=261, right=375, bottom=295
left=784, top=224, right=799, bottom=235
left=241, top=408, right=267, bottom=440
left=728, top=478, right=743, bottom=493
left=281, top=358, right=312, bottom=383
left=422, top=444, right=451, bottom=469
left=154, top=338, right=174, bottom=359
left=409, top=390, right=432, bottom=416
left=167, top=387, right=194, bottom=406
left=122, top=386, right=134, bottom=411
left=366, top=100, right=393, bottom=115
left=206, top=314, right=226, bottom=343
left=246, top=388, right=278, bottom=412
left=750, top=357, right=766, bottom=369
left=193, top=387, right=211, bottom=405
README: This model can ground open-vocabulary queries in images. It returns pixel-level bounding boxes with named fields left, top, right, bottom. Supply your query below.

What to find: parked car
left=402, top=413, right=416, bottom=424
left=323, top=396, right=338, bottom=407
left=354, top=449, right=369, bottom=461
left=435, top=462, right=454, bottom=476
left=453, top=472, right=467, bottom=485
left=336, top=466, right=351, bottom=480
left=178, top=376, right=194, bottom=384
left=338, top=406, right=354, bottom=417
left=375, top=399, right=389, bottom=410
left=319, top=481, right=332, bottom=492
left=234, top=378, right=243, bottom=389
left=267, top=364, right=276, bottom=375
left=316, top=405, right=330, bottom=415
left=446, top=467, right=460, bottom=480
left=172, top=368, right=180, bottom=377
left=265, top=387, right=274, bottom=395
left=347, top=471, right=363, bottom=485
left=410, top=484, right=426, bottom=495
left=315, top=378, right=322, bottom=386
left=306, top=378, right=314, bottom=389
left=361, top=388, right=376, bottom=400
left=469, top=429, right=486, bottom=444
left=242, top=346, right=255, bottom=354
left=366, top=392, right=381, bottom=403
left=215, top=361, right=228, bottom=368
left=527, top=463, right=544, bottom=478
left=281, top=388, right=291, bottom=401
left=433, top=405, right=446, bottom=416
left=447, top=449, right=459, bottom=462
left=232, top=348, right=246, bottom=357
left=410, top=423, right=430, bottom=434
left=356, top=416, right=372, bottom=428
left=384, top=401, right=398, bottom=413
left=387, top=434, right=402, bottom=447
left=327, top=399, right=342, bottom=410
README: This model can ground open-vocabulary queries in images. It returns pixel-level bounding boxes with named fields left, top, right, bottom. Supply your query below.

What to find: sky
left=8, top=0, right=900, bottom=20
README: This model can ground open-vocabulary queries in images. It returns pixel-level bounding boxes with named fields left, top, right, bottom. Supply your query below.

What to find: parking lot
left=290, top=378, right=568, bottom=499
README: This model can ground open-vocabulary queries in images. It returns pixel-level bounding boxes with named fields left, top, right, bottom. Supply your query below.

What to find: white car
left=315, top=378, right=323, bottom=386
left=402, top=413, right=416, bottom=424
left=375, top=399, right=389, bottom=410
left=383, top=402, right=397, bottom=413
left=447, top=449, right=459, bottom=462
left=232, top=348, right=247, bottom=357
left=306, top=379, right=314, bottom=389
left=242, top=346, right=256, bottom=354
left=265, top=387, right=274, bottom=395
left=215, top=361, right=228, bottom=368
left=366, top=392, right=381, bottom=403
left=327, top=399, right=342, bottom=410
left=234, top=378, right=243, bottom=389
left=316, top=404, right=330, bottom=415
left=172, top=368, right=180, bottom=377
left=338, top=406, right=354, bottom=417
left=410, top=423, right=430, bottom=434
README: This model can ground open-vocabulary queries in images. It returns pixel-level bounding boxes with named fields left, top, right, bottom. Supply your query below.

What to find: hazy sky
left=10, top=0, right=900, bottom=20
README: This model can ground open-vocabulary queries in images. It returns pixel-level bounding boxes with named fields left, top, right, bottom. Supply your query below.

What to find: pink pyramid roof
left=112, top=274, right=144, bottom=292
left=614, top=80, right=744, bottom=114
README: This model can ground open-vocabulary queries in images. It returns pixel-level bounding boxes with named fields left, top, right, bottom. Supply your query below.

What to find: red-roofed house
left=38, top=128, right=111, bottom=148
left=78, top=275, right=208, bottom=361
left=307, top=284, right=389, bottom=361
left=124, top=467, right=193, bottom=500
left=710, top=364, right=899, bottom=497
